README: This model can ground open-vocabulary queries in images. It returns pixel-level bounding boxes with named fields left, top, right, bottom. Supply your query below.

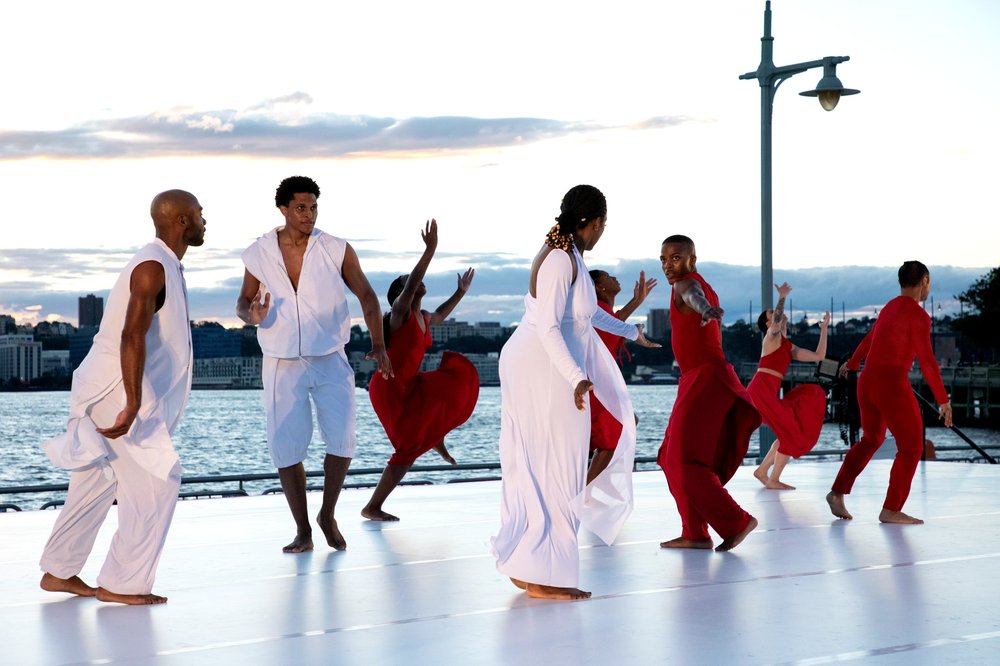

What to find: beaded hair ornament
left=545, top=218, right=583, bottom=252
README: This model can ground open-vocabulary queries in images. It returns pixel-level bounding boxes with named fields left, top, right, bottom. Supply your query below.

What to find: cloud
left=0, top=94, right=696, bottom=160
left=4, top=246, right=986, bottom=328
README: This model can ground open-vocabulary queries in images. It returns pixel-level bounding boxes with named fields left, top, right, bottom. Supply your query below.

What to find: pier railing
left=4, top=443, right=999, bottom=512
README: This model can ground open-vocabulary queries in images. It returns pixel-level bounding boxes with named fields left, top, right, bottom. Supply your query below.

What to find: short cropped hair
left=662, top=234, right=694, bottom=247
left=898, top=260, right=929, bottom=288
left=757, top=310, right=770, bottom=334
left=589, top=269, right=606, bottom=283
left=275, top=176, right=321, bottom=208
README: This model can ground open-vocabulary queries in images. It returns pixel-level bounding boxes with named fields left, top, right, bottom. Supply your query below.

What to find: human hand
left=839, top=365, right=850, bottom=378
left=634, top=323, right=661, bottom=348
left=775, top=281, right=792, bottom=298
left=633, top=271, right=658, bottom=303
left=573, top=380, right=594, bottom=411
left=422, top=219, right=439, bottom=252
left=95, top=404, right=139, bottom=440
left=939, top=402, right=953, bottom=428
left=457, top=267, right=475, bottom=292
left=820, top=311, right=831, bottom=331
left=249, top=286, right=271, bottom=325
left=701, top=306, right=724, bottom=325
left=367, top=345, right=394, bottom=378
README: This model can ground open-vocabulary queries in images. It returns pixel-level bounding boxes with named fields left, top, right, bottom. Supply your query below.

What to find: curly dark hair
left=555, top=185, right=607, bottom=235
left=275, top=176, right=321, bottom=208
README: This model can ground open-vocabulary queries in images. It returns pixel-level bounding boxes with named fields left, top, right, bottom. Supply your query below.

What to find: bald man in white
left=38, top=190, right=206, bottom=605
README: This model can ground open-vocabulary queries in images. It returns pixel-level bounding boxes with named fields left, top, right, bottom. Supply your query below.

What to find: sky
left=1, top=0, right=997, bottom=328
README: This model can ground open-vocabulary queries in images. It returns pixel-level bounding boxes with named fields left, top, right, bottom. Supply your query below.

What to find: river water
left=3, top=386, right=997, bottom=509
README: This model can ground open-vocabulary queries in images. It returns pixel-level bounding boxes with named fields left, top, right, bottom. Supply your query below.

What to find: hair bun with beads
left=545, top=223, right=575, bottom=251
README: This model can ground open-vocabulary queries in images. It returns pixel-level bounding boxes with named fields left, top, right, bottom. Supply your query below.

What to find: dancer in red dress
left=362, top=220, right=479, bottom=521
left=587, top=269, right=657, bottom=483
left=657, top=235, right=761, bottom=552
left=826, top=261, right=952, bottom=524
left=747, top=281, right=830, bottom=490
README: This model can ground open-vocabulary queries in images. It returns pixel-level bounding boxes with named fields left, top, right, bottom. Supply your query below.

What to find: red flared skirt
left=746, top=373, right=826, bottom=458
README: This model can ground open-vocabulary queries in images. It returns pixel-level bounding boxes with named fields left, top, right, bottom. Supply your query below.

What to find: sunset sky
left=2, top=0, right=997, bottom=327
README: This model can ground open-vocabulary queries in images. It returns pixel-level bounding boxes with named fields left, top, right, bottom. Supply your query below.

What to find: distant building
left=419, top=352, right=500, bottom=386
left=0, top=314, right=15, bottom=335
left=0, top=334, right=42, bottom=382
left=68, top=328, right=99, bottom=369
left=192, top=356, right=263, bottom=389
left=78, top=294, right=104, bottom=328
left=41, top=350, right=71, bottom=376
left=430, top=319, right=513, bottom=344
left=647, top=308, right=670, bottom=339
left=191, top=324, right=242, bottom=359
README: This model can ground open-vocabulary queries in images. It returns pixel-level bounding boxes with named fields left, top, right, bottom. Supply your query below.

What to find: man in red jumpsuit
left=657, top=235, right=761, bottom=551
left=827, top=260, right=952, bottom=524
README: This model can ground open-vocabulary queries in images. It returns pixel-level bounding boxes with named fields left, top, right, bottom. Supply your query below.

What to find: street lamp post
left=740, top=1, right=858, bottom=461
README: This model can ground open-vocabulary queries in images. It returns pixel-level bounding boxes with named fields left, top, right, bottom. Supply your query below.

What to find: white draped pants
left=39, top=395, right=181, bottom=595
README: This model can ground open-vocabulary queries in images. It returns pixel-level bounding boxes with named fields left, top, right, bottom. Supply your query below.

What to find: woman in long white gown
left=491, top=184, right=659, bottom=600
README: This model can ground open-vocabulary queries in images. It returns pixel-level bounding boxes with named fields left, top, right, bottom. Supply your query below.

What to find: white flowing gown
left=492, top=247, right=637, bottom=588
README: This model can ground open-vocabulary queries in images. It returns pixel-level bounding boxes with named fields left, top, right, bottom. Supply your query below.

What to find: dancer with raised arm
left=826, top=261, right=952, bottom=524
left=657, top=235, right=761, bottom=552
left=747, top=282, right=830, bottom=490
left=363, top=219, right=479, bottom=521
left=492, top=185, right=659, bottom=601
left=237, top=176, right=392, bottom=553
left=39, top=190, right=206, bottom=605
left=587, top=269, right=657, bottom=483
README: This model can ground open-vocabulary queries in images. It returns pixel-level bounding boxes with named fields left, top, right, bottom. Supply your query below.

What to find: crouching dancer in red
left=747, top=281, right=830, bottom=490
left=657, top=235, right=761, bottom=551
left=827, top=260, right=952, bottom=524
left=363, top=219, right=479, bottom=521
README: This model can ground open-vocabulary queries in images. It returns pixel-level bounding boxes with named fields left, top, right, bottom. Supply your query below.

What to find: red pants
left=832, top=366, right=923, bottom=511
left=657, top=362, right=759, bottom=540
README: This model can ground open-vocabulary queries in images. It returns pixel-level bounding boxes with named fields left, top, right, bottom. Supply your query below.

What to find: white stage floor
left=2, top=460, right=999, bottom=665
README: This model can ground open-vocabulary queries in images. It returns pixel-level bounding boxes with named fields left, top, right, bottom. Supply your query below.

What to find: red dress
left=746, top=337, right=827, bottom=458
left=590, top=301, right=625, bottom=452
left=369, top=312, right=480, bottom=465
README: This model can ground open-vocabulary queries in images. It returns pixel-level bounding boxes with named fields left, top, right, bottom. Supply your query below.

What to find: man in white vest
left=39, top=189, right=206, bottom=605
left=237, top=176, right=392, bottom=553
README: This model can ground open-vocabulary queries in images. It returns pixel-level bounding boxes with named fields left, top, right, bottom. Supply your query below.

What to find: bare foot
left=96, top=587, right=167, bottom=605
left=879, top=508, right=924, bottom=524
left=360, top=505, right=400, bottom=522
left=716, top=516, right=758, bottom=552
left=764, top=480, right=796, bottom=490
left=434, top=443, right=457, bottom=466
left=753, top=468, right=769, bottom=487
left=660, top=536, right=714, bottom=550
left=317, top=513, right=347, bottom=550
left=826, top=491, right=853, bottom=520
left=525, top=584, right=591, bottom=600
left=282, top=531, right=314, bottom=553
left=40, top=573, right=96, bottom=597
left=510, top=577, right=527, bottom=590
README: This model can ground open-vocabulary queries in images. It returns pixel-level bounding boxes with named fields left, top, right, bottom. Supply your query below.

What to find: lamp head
left=799, top=59, right=859, bottom=111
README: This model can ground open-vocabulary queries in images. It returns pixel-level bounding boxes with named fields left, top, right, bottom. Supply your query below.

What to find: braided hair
left=545, top=184, right=607, bottom=251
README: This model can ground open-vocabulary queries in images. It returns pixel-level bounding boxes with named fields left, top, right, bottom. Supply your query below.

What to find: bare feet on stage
left=282, top=530, right=315, bottom=553
left=510, top=577, right=527, bottom=590
left=526, top=584, right=591, bottom=600
left=715, top=516, right=758, bottom=552
left=879, top=508, right=924, bottom=524
left=660, top=536, right=714, bottom=550
left=753, top=467, right=770, bottom=487
left=96, top=587, right=168, bottom=605
left=40, top=573, right=96, bottom=597
left=317, top=512, right=348, bottom=550
left=826, top=491, right=853, bottom=520
left=360, top=505, right=400, bottom=522
left=765, top=480, right=796, bottom=490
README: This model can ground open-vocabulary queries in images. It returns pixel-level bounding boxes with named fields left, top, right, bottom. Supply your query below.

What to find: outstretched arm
left=675, top=278, right=724, bottom=323
left=792, top=311, right=830, bottom=362
left=390, top=220, right=438, bottom=330
left=95, top=260, right=164, bottom=439
left=428, top=268, right=474, bottom=326
left=615, top=270, right=658, bottom=321
left=342, top=243, right=393, bottom=378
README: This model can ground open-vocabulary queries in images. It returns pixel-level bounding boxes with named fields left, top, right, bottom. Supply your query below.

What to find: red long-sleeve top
left=846, top=295, right=949, bottom=405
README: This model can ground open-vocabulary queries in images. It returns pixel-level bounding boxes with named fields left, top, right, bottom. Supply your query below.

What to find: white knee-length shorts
left=262, top=352, right=357, bottom=468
